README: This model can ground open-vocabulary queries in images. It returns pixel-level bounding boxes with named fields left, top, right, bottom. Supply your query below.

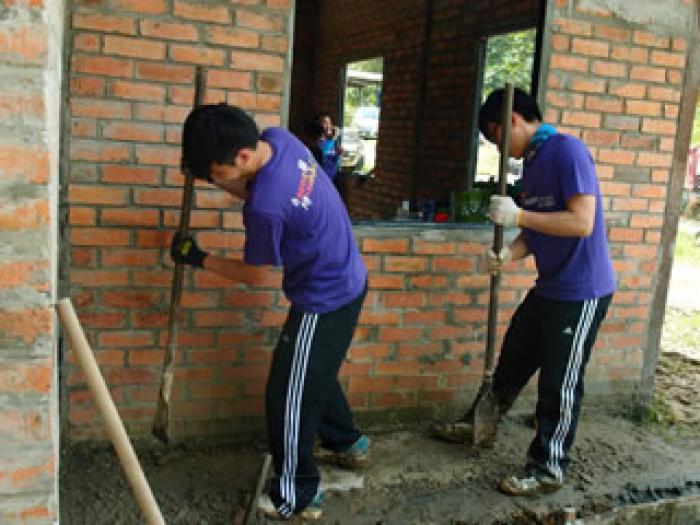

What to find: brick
left=111, top=0, right=166, bottom=14
left=625, top=100, right=661, bottom=117
left=609, top=227, right=643, bottom=242
left=632, top=31, right=670, bottom=48
left=363, top=238, right=408, bottom=253
left=71, top=118, right=96, bottom=137
left=69, top=207, right=96, bottom=226
left=667, top=70, right=683, bottom=85
left=570, top=77, right=605, bottom=93
left=652, top=50, right=685, bottom=68
left=140, top=19, right=198, bottom=41
left=551, top=34, right=569, bottom=52
left=585, top=96, right=622, bottom=113
left=135, top=145, right=180, bottom=166
left=231, top=51, right=284, bottom=72
left=261, top=35, right=288, bottom=53
left=133, top=188, right=183, bottom=206
left=108, top=81, right=165, bottom=102
left=384, top=256, right=427, bottom=272
left=72, top=12, right=136, bottom=35
left=206, top=26, right=259, bottom=48
left=206, top=69, right=252, bottom=90
left=547, top=92, right=583, bottom=109
left=102, top=121, right=163, bottom=142
left=197, top=231, right=245, bottom=250
left=594, top=24, right=630, bottom=42
left=665, top=104, right=679, bottom=119
left=134, top=63, right=193, bottom=86
left=71, top=76, right=105, bottom=97
left=620, top=134, right=656, bottom=150
left=597, top=149, right=635, bottom=165
left=101, top=164, right=160, bottom=184
left=169, top=44, right=226, bottom=66
left=72, top=54, right=133, bottom=78
left=102, top=208, right=160, bottom=226
left=582, top=130, right=618, bottom=146
left=553, top=18, right=591, bottom=36
left=72, top=97, right=130, bottom=119
left=383, top=291, right=426, bottom=308
left=572, top=37, right=608, bottom=57
left=610, top=45, right=648, bottom=63
left=70, top=140, right=130, bottom=162
left=257, top=73, right=283, bottom=93
left=592, top=60, right=626, bottom=78
left=368, top=273, right=404, bottom=289
left=70, top=228, right=130, bottom=246
left=629, top=65, right=666, bottom=83
left=561, top=110, right=600, bottom=128
left=236, top=9, right=284, bottom=31
left=69, top=185, right=128, bottom=205
left=164, top=210, right=219, bottom=228
left=102, top=248, right=159, bottom=266
left=550, top=53, right=588, bottom=72
left=608, top=81, right=645, bottom=98
left=173, top=0, right=231, bottom=22
left=604, top=115, right=640, bottom=131
left=267, top=0, right=292, bottom=8
left=612, top=197, right=648, bottom=212
left=74, top=32, right=100, bottom=53
left=104, top=35, right=165, bottom=60
left=672, top=37, right=687, bottom=51
left=637, top=152, right=672, bottom=168
left=630, top=214, right=663, bottom=228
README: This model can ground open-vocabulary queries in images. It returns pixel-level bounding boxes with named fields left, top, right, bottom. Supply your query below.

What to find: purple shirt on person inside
left=243, top=127, right=367, bottom=314
left=520, top=133, right=616, bottom=301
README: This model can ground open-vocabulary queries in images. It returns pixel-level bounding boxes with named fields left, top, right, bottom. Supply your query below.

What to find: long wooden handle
left=153, top=66, right=206, bottom=443
left=484, top=82, right=514, bottom=376
left=57, top=298, right=165, bottom=525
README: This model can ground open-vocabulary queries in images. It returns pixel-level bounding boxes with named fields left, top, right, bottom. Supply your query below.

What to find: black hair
left=304, top=119, right=324, bottom=139
left=478, top=87, right=542, bottom=142
left=181, top=103, right=260, bottom=181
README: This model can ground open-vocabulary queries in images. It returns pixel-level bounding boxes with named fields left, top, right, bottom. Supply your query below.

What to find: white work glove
left=486, top=245, right=512, bottom=275
left=489, top=195, right=522, bottom=227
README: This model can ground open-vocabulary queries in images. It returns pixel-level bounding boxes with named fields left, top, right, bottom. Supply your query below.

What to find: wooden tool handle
left=57, top=298, right=165, bottom=525
left=485, top=82, right=514, bottom=376
left=153, top=65, right=206, bottom=443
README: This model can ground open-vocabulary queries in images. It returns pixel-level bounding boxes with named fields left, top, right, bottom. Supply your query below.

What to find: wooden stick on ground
left=56, top=298, right=165, bottom=525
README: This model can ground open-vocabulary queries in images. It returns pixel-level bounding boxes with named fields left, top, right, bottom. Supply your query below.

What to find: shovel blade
left=471, top=388, right=499, bottom=447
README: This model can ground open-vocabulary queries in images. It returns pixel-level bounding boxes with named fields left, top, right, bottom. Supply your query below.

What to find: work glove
left=489, top=195, right=522, bottom=227
left=170, top=233, right=208, bottom=268
left=486, top=245, right=512, bottom=275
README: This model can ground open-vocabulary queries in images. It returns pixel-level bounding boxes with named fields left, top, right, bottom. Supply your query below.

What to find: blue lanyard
left=524, top=124, right=557, bottom=164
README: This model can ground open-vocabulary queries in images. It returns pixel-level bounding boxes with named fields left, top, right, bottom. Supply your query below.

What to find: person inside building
left=172, top=103, right=369, bottom=520
left=432, top=87, right=616, bottom=496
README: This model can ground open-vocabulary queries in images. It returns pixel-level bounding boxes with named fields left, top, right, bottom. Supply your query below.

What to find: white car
left=352, top=106, right=380, bottom=139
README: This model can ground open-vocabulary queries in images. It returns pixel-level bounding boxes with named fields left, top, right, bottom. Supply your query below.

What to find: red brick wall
left=544, top=1, right=689, bottom=383
left=0, top=0, right=61, bottom=521
left=63, top=0, right=696, bottom=441
left=305, top=0, right=539, bottom=219
left=65, top=0, right=293, bottom=438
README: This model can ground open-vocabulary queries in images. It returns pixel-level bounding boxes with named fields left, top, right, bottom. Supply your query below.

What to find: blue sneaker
left=334, top=435, right=370, bottom=469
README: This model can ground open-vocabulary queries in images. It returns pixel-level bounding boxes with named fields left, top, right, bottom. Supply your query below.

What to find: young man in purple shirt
left=433, top=88, right=615, bottom=495
left=172, top=103, right=369, bottom=520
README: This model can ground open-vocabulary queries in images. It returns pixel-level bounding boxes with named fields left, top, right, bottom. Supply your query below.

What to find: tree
left=482, top=29, right=536, bottom=99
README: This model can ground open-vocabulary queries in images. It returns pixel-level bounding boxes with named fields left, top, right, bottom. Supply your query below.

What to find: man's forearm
left=202, top=254, right=270, bottom=285
left=518, top=209, right=593, bottom=237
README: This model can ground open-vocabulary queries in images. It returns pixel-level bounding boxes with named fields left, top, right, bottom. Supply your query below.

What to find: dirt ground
left=60, top=221, right=700, bottom=525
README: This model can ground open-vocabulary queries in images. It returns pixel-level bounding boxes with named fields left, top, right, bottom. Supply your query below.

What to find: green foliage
left=692, top=104, right=700, bottom=146
left=482, top=29, right=536, bottom=100
left=343, top=58, right=384, bottom=127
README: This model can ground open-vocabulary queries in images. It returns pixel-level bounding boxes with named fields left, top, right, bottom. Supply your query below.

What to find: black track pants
left=266, top=286, right=366, bottom=516
left=493, top=290, right=612, bottom=480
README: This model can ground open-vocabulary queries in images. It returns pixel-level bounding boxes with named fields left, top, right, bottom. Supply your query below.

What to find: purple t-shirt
left=521, top=133, right=616, bottom=301
left=243, top=127, right=367, bottom=313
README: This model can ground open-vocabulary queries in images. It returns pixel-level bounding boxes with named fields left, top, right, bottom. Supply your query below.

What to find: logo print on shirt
left=291, top=158, right=317, bottom=210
